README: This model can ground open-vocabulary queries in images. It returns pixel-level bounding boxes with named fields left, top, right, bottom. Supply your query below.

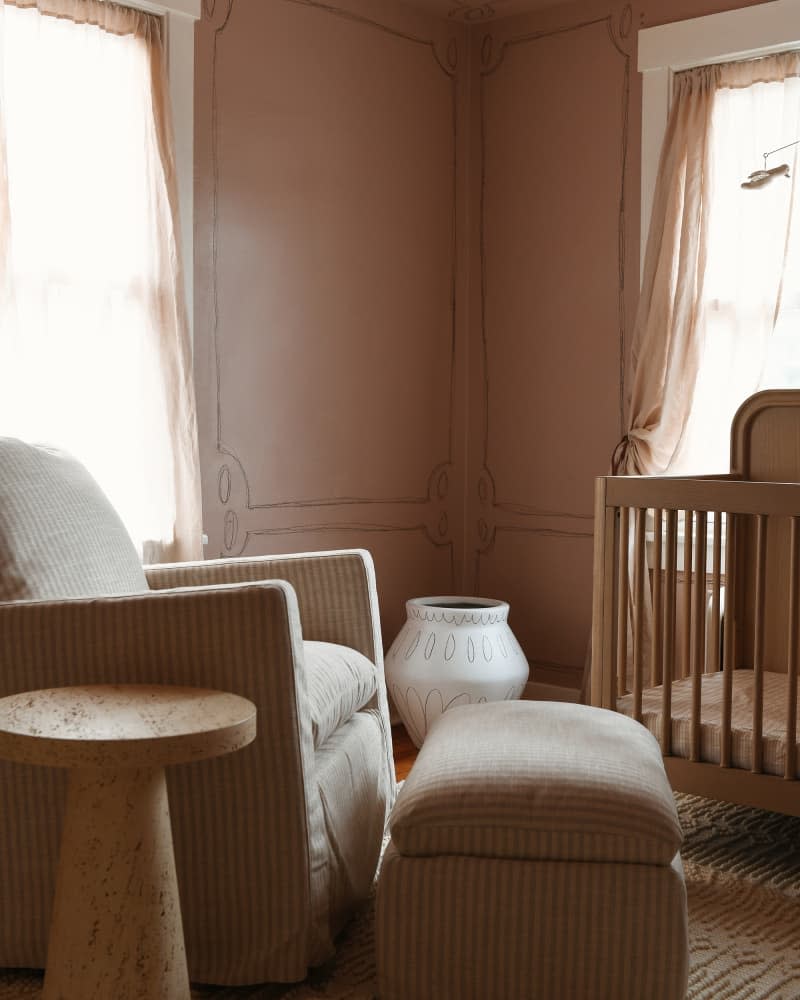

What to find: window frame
left=638, top=0, right=800, bottom=277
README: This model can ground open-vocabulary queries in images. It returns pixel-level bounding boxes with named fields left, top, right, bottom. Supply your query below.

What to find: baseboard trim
left=523, top=680, right=582, bottom=704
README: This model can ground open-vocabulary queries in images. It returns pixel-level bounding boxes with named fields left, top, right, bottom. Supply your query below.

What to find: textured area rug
left=1, top=793, right=798, bottom=999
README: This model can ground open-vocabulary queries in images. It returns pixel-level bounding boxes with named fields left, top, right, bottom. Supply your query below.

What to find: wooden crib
left=591, top=390, right=800, bottom=816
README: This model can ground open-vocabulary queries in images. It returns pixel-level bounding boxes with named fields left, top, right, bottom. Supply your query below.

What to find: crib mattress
left=617, top=669, right=800, bottom=778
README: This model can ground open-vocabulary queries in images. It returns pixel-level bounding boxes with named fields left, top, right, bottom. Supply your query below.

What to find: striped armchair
left=0, top=438, right=396, bottom=986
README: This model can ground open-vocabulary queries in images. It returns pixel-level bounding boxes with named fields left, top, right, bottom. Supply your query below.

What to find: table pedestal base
left=43, top=766, right=190, bottom=1000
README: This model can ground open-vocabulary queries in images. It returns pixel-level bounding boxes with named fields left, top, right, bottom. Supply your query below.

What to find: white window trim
left=121, top=0, right=201, bottom=338
left=638, top=0, right=800, bottom=275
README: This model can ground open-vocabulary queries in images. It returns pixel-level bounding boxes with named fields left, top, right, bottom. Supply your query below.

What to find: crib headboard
left=730, top=391, right=800, bottom=675
left=731, top=389, right=800, bottom=482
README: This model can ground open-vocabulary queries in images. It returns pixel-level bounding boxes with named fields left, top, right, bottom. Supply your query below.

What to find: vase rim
left=407, top=595, right=508, bottom=611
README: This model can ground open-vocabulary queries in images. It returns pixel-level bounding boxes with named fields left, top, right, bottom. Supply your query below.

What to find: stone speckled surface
left=0, top=685, right=257, bottom=1000
left=0, top=684, right=257, bottom=769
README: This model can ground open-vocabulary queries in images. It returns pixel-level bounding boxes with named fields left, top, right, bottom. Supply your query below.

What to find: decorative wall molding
left=206, top=0, right=460, bottom=571
left=448, top=2, right=495, bottom=21
left=474, top=7, right=631, bottom=575
left=202, top=0, right=234, bottom=27
left=446, top=0, right=630, bottom=24
left=213, top=448, right=456, bottom=564
left=446, top=0, right=567, bottom=22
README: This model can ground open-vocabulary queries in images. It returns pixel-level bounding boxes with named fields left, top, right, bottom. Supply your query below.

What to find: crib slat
left=593, top=481, right=619, bottom=709
left=662, top=509, right=678, bottom=756
left=752, top=514, right=767, bottom=775
left=709, top=511, right=722, bottom=674
left=616, top=507, right=630, bottom=698
left=721, top=513, right=736, bottom=768
left=690, top=510, right=707, bottom=761
left=632, top=508, right=646, bottom=722
left=651, top=509, right=664, bottom=687
left=786, top=517, right=799, bottom=781
left=681, top=511, right=694, bottom=680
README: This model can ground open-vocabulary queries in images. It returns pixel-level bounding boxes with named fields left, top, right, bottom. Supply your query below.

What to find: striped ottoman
left=376, top=701, right=688, bottom=1000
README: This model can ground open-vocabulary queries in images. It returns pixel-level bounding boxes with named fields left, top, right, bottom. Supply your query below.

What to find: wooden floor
left=392, top=724, right=417, bottom=781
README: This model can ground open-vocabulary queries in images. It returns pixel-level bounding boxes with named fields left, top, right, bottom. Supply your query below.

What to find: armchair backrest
left=0, top=437, right=148, bottom=601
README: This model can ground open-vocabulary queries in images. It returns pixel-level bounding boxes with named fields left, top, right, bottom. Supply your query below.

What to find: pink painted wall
left=464, top=6, right=631, bottom=688
left=461, top=0, right=770, bottom=687
left=194, top=0, right=771, bottom=685
left=194, top=0, right=470, bottom=647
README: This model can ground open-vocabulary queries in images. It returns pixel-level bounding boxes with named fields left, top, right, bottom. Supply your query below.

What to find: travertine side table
left=0, top=684, right=257, bottom=1000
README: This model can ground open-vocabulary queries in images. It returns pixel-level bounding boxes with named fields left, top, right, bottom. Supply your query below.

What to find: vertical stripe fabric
left=146, top=548, right=397, bottom=795
left=376, top=848, right=689, bottom=1000
left=0, top=550, right=395, bottom=985
left=145, top=551, right=377, bottom=660
left=390, top=702, right=682, bottom=864
left=376, top=702, right=688, bottom=1000
left=315, top=710, right=393, bottom=936
left=618, top=669, right=800, bottom=777
left=0, top=438, right=148, bottom=600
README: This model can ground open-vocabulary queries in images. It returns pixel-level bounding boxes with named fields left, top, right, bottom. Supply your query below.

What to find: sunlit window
left=0, top=2, right=198, bottom=560
left=666, top=65, right=800, bottom=474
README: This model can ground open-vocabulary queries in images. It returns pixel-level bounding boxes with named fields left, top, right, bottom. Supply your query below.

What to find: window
left=636, top=3, right=800, bottom=474
left=0, top=0, right=201, bottom=560
left=671, top=57, right=800, bottom=472
left=639, top=1, right=800, bottom=258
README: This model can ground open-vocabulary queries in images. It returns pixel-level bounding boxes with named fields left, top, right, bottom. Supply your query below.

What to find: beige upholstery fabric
left=145, top=554, right=378, bottom=659
left=378, top=700, right=688, bottom=1000
left=618, top=668, right=800, bottom=778
left=376, top=844, right=689, bottom=1000
left=0, top=437, right=147, bottom=599
left=315, top=709, right=392, bottom=933
left=304, top=641, right=377, bottom=750
left=146, top=552, right=395, bottom=791
left=0, top=548, right=394, bottom=985
left=390, top=701, right=682, bottom=865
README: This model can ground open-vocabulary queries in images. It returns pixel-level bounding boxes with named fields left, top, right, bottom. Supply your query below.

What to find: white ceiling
left=400, top=0, right=568, bottom=22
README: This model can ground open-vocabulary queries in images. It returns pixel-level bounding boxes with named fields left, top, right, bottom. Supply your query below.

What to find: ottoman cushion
left=390, top=701, right=681, bottom=866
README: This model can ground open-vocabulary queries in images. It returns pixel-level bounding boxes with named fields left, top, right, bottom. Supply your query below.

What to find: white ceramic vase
left=385, top=596, right=529, bottom=748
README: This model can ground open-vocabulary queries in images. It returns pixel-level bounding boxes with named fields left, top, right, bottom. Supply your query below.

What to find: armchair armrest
left=0, top=580, right=330, bottom=979
left=145, top=548, right=383, bottom=667
left=0, top=580, right=316, bottom=784
left=0, top=579, right=302, bottom=698
left=146, top=549, right=395, bottom=795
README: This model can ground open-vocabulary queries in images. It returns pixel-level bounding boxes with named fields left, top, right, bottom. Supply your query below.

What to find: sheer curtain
left=615, top=52, right=800, bottom=476
left=0, top=0, right=201, bottom=562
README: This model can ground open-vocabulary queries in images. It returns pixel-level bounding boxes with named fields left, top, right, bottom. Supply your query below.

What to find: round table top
left=0, top=684, right=257, bottom=770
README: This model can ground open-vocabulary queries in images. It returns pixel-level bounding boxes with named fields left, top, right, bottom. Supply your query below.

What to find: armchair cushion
left=0, top=437, right=147, bottom=601
left=304, top=640, right=378, bottom=749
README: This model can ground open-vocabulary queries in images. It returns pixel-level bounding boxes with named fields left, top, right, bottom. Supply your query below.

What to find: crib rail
left=592, top=475, right=800, bottom=797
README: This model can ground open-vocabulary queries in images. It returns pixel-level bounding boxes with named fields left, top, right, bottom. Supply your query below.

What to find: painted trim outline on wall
left=205, top=0, right=460, bottom=579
